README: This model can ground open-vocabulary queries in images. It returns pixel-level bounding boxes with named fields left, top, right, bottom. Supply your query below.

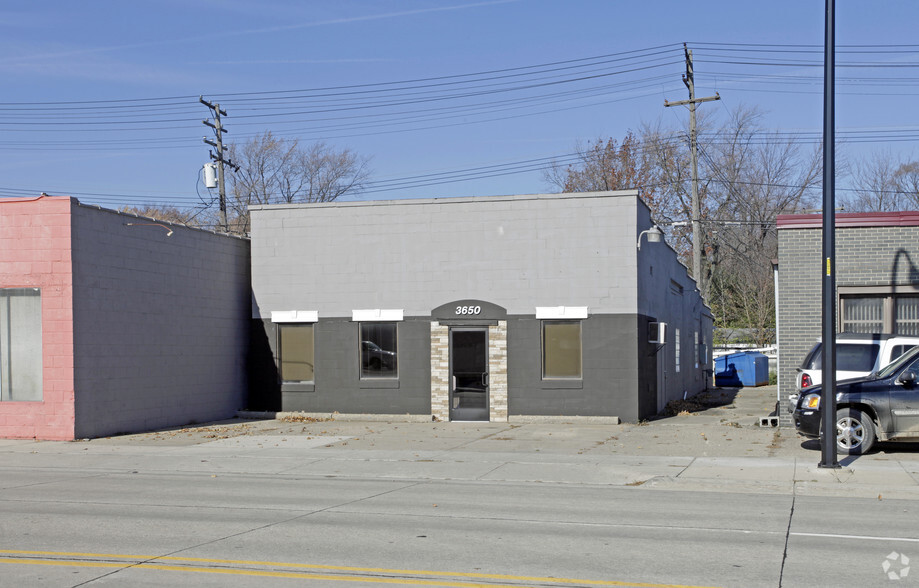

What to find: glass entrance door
left=450, top=328, right=489, bottom=421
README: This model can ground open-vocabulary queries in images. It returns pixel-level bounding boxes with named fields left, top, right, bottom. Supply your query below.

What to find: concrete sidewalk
left=2, top=384, right=918, bottom=499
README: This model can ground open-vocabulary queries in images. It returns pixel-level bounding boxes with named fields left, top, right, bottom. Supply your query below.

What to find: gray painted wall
left=255, top=317, right=432, bottom=414
left=507, top=313, right=644, bottom=420
left=635, top=204, right=713, bottom=410
left=257, top=313, right=655, bottom=420
left=251, top=191, right=643, bottom=318
left=777, top=219, right=919, bottom=410
left=70, top=204, right=251, bottom=438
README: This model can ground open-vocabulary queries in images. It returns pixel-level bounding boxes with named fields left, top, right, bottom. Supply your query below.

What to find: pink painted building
left=0, top=196, right=74, bottom=439
left=0, top=196, right=250, bottom=440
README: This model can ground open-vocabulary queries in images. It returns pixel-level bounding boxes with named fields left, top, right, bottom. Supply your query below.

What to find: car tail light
left=801, top=373, right=813, bottom=389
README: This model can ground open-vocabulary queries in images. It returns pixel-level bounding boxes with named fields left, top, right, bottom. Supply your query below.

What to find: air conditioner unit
left=649, top=322, right=667, bottom=344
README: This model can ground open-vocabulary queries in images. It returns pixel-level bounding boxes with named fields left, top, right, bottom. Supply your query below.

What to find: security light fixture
left=636, top=225, right=663, bottom=250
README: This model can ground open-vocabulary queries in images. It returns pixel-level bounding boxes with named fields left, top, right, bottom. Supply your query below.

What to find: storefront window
left=542, top=320, right=581, bottom=379
left=840, top=294, right=919, bottom=335
left=897, top=297, right=919, bottom=336
left=841, top=297, right=884, bottom=333
left=278, top=323, right=314, bottom=383
left=361, top=322, right=398, bottom=379
left=0, top=288, right=42, bottom=401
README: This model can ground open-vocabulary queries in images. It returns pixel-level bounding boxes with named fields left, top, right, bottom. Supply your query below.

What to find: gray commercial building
left=776, top=211, right=919, bottom=413
left=249, top=190, right=712, bottom=423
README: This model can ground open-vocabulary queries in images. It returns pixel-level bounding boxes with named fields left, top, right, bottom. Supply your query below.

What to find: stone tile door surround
left=430, top=320, right=507, bottom=422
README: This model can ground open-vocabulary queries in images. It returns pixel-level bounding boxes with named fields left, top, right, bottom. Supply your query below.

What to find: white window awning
left=352, top=309, right=404, bottom=322
left=271, top=310, right=319, bottom=323
left=535, top=306, right=588, bottom=320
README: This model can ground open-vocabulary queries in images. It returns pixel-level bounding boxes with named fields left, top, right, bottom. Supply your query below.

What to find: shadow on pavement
left=799, top=437, right=919, bottom=457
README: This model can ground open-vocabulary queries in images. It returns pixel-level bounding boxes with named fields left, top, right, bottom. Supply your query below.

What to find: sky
left=1, top=0, right=918, bottom=212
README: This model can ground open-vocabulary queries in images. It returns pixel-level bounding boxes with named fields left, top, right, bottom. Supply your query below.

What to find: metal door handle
left=482, top=372, right=489, bottom=387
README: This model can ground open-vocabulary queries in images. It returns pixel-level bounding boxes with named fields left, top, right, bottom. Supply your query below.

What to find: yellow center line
left=0, top=549, right=721, bottom=588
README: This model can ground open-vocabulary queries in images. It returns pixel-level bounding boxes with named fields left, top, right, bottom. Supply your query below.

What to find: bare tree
left=223, top=132, right=371, bottom=233
left=544, top=132, right=654, bottom=192
left=893, top=161, right=919, bottom=209
left=842, top=149, right=919, bottom=213
left=698, top=107, right=820, bottom=339
left=548, top=104, right=821, bottom=341
left=543, top=128, right=693, bottom=256
left=845, top=150, right=904, bottom=212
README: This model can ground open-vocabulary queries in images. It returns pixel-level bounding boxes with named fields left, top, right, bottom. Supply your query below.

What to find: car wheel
left=835, top=408, right=876, bottom=455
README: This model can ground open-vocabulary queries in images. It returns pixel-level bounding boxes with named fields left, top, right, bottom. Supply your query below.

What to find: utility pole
left=200, top=96, right=239, bottom=233
left=665, top=44, right=719, bottom=299
left=819, top=0, right=840, bottom=470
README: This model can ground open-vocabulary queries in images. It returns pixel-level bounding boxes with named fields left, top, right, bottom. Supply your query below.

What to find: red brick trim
left=777, top=211, right=919, bottom=229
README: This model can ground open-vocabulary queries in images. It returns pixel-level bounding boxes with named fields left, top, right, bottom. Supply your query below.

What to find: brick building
left=0, top=196, right=250, bottom=440
left=776, top=211, right=919, bottom=412
left=249, top=191, right=712, bottom=423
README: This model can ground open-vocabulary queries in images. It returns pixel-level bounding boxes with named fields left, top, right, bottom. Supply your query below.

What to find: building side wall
left=777, top=224, right=919, bottom=407
left=636, top=204, right=712, bottom=409
left=70, top=205, right=251, bottom=438
left=0, top=197, right=75, bottom=440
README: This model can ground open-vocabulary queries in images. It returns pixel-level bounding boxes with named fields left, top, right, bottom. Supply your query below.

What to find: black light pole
left=819, top=0, right=841, bottom=469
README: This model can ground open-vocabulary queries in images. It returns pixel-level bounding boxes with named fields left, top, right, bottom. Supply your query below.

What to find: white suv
left=789, top=333, right=919, bottom=413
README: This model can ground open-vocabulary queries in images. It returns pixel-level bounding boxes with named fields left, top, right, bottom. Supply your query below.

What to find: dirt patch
left=279, top=414, right=332, bottom=423
left=661, top=390, right=738, bottom=417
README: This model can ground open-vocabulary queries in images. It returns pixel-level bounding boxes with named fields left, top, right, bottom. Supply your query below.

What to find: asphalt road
left=1, top=385, right=917, bottom=587
left=1, top=463, right=917, bottom=587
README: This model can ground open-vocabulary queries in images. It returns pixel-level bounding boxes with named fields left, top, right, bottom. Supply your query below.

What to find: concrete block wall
left=635, top=203, right=713, bottom=410
left=0, top=197, right=76, bottom=440
left=777, top=214, right=919, bottom=411
left=251, top=191, right=643, bottom=319
left=70, top=203, right=251, bottom=438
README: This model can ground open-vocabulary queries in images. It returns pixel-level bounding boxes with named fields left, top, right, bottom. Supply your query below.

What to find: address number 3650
left=455, top=305, right=482, bottom=315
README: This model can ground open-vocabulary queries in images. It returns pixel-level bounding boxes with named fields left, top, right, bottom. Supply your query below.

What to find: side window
left=0, top=288, right=42, bottom=402
left=694, top=331, right=699, bottom=369
left=906, top=357, right=919, bottom=378
left=675, top=328, right=681, bottom=373
left=542, top=320, right=582, bottom=379
left=278, top=323, right=314, bottom=383
left=840, top=296, right=884, bottom=333
left=891, top=345, right=915, bottom=363
left=896, top=297, right=919, bottom=336
left=837, top=344, right=880, bottom=372
left=361, top=322, right=398, bottom=379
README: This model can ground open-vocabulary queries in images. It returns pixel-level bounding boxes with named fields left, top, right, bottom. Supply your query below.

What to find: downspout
left=772, top=259, right=781, bottom=416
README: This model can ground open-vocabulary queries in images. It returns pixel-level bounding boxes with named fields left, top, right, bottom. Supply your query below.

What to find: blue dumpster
left=714, top=351, right=769, bottom=387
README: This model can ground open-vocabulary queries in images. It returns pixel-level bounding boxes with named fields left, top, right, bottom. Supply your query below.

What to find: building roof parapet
left=777, top=211, right=919, bottom=229
left=248, top=190, right=641, bottom=211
